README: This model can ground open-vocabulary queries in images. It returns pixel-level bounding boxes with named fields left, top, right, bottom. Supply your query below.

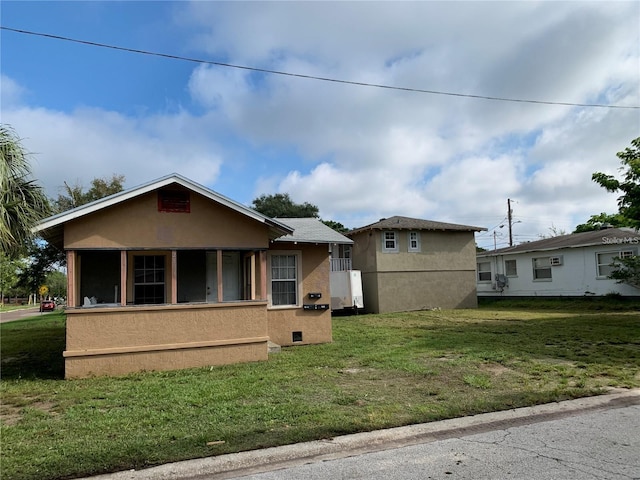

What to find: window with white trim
left=505, top=259, right=517, bottom=276
left=532, top=257, right=552, bottom=280
left=596, top=250, right=636, bottom=277
left=477, top=262, right=491, bottom=282
left=134, top=255, right=166, bottom=304
left=269, top=252, right=300, bottom=306
left=408, top=231, right=421, bottom=252
left=382, top=231, right=398, bottom=253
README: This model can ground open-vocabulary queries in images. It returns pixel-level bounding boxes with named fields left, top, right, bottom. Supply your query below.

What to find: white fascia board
left=34, top=173, right=293, bottom=235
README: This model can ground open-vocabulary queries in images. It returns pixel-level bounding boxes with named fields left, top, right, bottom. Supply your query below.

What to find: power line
left=2, top=25, right=638, bottom=110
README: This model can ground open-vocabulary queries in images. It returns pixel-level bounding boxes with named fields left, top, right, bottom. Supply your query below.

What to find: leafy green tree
left=252, top=193, right=319, bottom=218
left=322, top=220, right=349, bottom=234
left=0, top=252, right=27, bottom=304
left=52, top=174, right=125, bottom=213
left=609, top=255, right=640, bottom=290
left=17, top=240, right=65, bottom=297
left=45, top=270, right=67, bottom=299
left=574, top=212, right=634, bottom=233
left=592, top=137, right=640, bottom=230
left=0, top=125, right=51, bottom=258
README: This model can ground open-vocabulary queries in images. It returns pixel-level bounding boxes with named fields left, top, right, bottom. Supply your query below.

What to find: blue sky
left=2, top=1, right=639, bottom=249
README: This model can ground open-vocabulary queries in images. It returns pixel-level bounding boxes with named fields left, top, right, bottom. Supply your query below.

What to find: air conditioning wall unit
left=550, top=255, right=564, bottom=266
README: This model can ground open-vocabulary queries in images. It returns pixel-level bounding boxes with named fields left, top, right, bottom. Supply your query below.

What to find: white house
left=477, top=227, right=640, bottom=297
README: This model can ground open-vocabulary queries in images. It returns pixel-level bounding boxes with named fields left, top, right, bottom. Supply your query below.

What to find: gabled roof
left=34, top=173, right=294, bottom=247
left=275, top=218, right=353, bottom=245
left=348, top=215, right=486, bottom=236
left=478, top=227, right=640, bottom=257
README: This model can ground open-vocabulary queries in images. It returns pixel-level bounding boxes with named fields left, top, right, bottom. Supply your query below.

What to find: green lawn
left=1, top=303, right=639, bottom=480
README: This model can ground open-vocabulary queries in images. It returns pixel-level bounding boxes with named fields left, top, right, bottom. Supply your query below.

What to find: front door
left=222, top=251, right=242, bottom=301
left=206, top=251, right=242, bottom=302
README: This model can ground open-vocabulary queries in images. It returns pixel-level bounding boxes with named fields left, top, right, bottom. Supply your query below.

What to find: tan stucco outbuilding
left=348, top=216, right=486, bottom=313
left=35, top=174, right=352, bottom=379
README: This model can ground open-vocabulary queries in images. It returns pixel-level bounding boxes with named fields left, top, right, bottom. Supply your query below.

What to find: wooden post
left=120, top=251, right=127, bottom=305
left=66, top=251, right=76, bottom=307
left=260, top=251, right=267, bottom=301
left=217, top=250, right=223, bottom=302
left=171, top=250, right=177, bottom=304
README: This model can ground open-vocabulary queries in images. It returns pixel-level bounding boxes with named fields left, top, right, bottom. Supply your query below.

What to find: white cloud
left=0, top=74, right=27, bottom=108
left=2, top=103, right=224, bottom=198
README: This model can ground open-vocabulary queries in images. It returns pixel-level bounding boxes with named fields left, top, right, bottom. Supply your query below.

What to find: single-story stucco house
left=34, top=174, right=352, bottom=378
left=477, top=227, right=640, bottom=297
left=347, top=216, right=486, bottom=313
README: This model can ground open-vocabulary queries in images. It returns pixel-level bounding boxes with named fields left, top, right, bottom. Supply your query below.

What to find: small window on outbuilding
left=408, top=231, right=421, bottom=252
left=382, top=231, right=399, bottom=253
left=292, top=331, right=303, bottom=342
left=158, top=190, right=190, bottom=213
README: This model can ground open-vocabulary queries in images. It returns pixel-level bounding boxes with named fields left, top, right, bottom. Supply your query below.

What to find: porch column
left=120, top=251, right=127, bottom=306
left=250, top=252, right=256, bottom=300
left=260, top=250, right=267, bottom=301
left=217, top=249, right=223, bottom=302
left=66, top=250, right=76, bottom=307
left=171, top=250, right=177, bottom=304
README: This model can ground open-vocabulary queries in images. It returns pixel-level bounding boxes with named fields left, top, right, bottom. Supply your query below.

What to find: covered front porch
left=63, top=247, right=272, bottom=378
left=66, top=248, right=269, bottom=308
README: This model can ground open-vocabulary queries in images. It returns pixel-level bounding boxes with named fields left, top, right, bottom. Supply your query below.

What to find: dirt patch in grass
left=1, top=399, right=58, bottom=426
left=481, top=363, right=513, bottom=375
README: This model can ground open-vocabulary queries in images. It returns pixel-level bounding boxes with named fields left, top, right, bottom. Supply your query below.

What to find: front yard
left=1, top=303, right=639, bottom=480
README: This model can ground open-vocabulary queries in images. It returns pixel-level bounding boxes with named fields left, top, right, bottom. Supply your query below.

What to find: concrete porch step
left=267, top=341, right=281, bottom=354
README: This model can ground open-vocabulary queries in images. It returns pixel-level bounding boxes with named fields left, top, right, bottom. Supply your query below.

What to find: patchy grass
left=1, top=305, right=639, bottom=480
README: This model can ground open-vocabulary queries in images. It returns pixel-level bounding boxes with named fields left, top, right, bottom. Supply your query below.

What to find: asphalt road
left=85, top=389, right=640, bottom=480
left=0, top=306, right=42, bottom=323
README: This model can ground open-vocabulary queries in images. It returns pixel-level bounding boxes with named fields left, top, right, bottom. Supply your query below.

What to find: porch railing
left=330, top=258, right=352, bottom=272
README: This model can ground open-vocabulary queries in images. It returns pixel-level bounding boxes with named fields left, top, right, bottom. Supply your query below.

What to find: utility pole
left=507, top=198, right=513, bottom=247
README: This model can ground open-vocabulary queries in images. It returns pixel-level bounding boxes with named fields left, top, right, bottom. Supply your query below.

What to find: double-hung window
left=382, top=231, right=398, bottom=253
left=477, top=262, right=491, bottom=282
left=134, top=255, right=165, bottom=304
left=505, top=259, right=517, bottom=276
left=269, top=253, right=300, bottom=306
left=596, top=250, right=635, bottom=277
left=532, top=257, right=552, bottom=280
left=408, top=231, right=421, bottom=252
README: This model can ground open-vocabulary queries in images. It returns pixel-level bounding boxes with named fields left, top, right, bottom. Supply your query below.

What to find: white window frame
left=408, top=231, right=421, bottom=252
left=505, top=259, right=517, bottom=277
left=133, top=254, right=166, bottom=305
left=382, top=231, right=399, bottom=253
left=532, top=257, right=552, bottom=281
left=267, top=251, right=302, bottom=308
left=477, top=261, right=492, bottom=282
left=596, top=249, right=636, bottom=278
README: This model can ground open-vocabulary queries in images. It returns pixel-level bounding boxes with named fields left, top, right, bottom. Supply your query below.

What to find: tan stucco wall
left=351, top=230, right=479, bottom=313
left=374, top=270, right=479, bottom=313
left=266, top=243, right=333, bottom=346
left=64, top=302, right=268, bottom=378
left=64, top=190, right=270, bottom=250
left=350, top=231, right=378, bottom=272
left=360, top=272, right=380, bottom=314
